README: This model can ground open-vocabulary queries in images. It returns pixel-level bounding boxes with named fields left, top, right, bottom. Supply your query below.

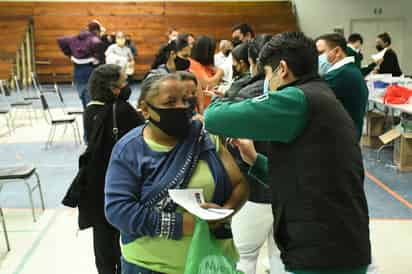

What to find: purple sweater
left=57, top=31, right=101, bottom=59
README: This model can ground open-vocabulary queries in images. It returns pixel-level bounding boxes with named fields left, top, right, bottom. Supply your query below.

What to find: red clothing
left=189, top=58, right=215, bottom=108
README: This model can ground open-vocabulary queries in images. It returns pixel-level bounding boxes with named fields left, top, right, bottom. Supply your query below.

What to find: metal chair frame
left=0, top=166, right=45, bottom=223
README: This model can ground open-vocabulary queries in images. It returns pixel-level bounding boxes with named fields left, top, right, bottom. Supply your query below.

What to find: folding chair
left=40, top=93, right=82, bottom=149
left=31, top=72, right=61, bottom=123
left=7, top=77, right=34, bottom=127
left=14, top=76, right=39, bottom=102
left=0, top=207, right=10, bottom=251
left=0, top=165, right=45, bottom=223
left=0, top=81, right=14, bottom=134
left=31, top=72, right=56, bottom=95
left=54, top=83, right=84, bottom=116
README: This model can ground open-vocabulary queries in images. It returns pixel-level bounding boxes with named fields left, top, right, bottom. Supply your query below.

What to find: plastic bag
left=383, top=85, right=412, bottom=104
left=184, top=218, right=243, bottom=274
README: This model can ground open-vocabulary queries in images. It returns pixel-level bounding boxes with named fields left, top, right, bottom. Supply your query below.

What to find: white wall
left=293, top=0, right=412, bottom=74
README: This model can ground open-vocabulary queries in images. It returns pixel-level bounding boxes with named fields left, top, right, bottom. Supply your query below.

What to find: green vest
left=346, top=46, right=362, bottom=68
left=325, top=62, right=369, bottom=140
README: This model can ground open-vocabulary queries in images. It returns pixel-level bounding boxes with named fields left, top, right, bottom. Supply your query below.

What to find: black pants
left=93, top=223, right=121, bottom=274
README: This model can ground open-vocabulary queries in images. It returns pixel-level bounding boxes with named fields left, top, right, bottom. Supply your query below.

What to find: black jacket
left=378, top=48, right=402, bottom=76
left=235, top=75, right=265, bottom=101
left=267, top=77, right=371, bottom=270
left=79, top=99, right=144, bottom=229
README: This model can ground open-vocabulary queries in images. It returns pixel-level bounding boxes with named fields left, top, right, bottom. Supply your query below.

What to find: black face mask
left=187, top=96, right=198, bottom=113
left=175, top=56, right=190, bottom=71
left=147, top=102, right=192, bottom=139
left=232, top=37, right=242, bottom=47
left=223, top=49, right=232, bottom=57
left=118, top=85, right=131, bottom=101
left=232, top=65, right=241, bottom=78
left=376, top=45, right=384, bottom=52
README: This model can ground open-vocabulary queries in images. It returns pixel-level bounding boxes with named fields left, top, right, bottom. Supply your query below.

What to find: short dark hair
left=232, top=42, right=250, bottom=66
left=190, top=35, right=216, bottom=66
left=317, top=33, right=347, bottom=52
left=248, top=34, right=273, bottom=64
left=378, top=32, right=391, bottom=46
left=259, top=32, right=318, bottom=77
left=151, top=41, right=177, bottom=69
left=88, top=64, right=122, bottom=102
left=177, top=71, right=198, bottom=86
left=249, top=34, right=273, bottom=76
left=232, top=23, right=255, bottom=38
left=176, top=34, right=190, bottom=52
left=87, top=22, right=101, bottom=33
left=348, top=33, right=363, bottom=44
left=167, top=27, right=177, bottom=35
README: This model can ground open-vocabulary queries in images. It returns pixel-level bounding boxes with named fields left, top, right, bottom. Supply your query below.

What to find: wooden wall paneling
left=0, top=1, right=298, bottom=82
left=32, top=2, right=165, bottom=16
left=0, top=3, right=33, bottom=17
left=0, top=17, right=31, bottom=80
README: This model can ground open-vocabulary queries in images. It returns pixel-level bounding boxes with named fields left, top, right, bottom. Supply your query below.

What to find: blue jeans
left=74, top=81, right=90, bottom=109
left=121, top=257, right=163, bottom=274
left=73, top=63, right=94, bottom=108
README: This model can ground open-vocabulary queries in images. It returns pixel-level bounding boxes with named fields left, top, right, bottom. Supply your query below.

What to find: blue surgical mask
left=318, top=53, right=332, bottom=76
left=263, top=78, right=270, bottom=95
left=263, top=64, right=281, bottom=94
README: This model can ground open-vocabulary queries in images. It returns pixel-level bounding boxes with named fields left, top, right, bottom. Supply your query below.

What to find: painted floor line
left=365, top=170, right=412, bottom=210
left=12, top=209, right=61, bottom=274
left=0, top=230, right=38, bottom=233
left=371, top=218, right=412, bottom=222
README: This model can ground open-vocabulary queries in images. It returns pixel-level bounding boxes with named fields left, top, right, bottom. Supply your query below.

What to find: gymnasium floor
left=0, top=84, right=411, bottom=274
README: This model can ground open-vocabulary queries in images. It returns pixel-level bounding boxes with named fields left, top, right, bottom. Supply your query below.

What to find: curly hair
left=88, top=64, right=122, bottom=103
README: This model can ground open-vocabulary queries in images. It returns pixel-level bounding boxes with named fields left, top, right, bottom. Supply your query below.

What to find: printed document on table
left=168, top=189, right=234, bottom=220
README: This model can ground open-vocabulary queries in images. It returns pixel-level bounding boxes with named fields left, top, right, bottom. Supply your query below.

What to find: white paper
left=168, top=189, right=234, bottom=220
left=371, top=48, right=388, bottom=62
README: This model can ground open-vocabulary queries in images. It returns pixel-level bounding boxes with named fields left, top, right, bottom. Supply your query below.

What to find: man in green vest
left=317, top=33, right=369, bottom=140
left=346, top=33, right=378, bottom=76
left=347, top=33, right=363, bottom=68
left=204, top=32, right=371, bottom=274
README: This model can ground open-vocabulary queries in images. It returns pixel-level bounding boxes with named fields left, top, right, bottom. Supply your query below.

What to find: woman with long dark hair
left=189, top=35, right=224, bottom=109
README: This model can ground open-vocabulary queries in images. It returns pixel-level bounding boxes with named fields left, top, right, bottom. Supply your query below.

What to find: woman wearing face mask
left=148, top=37, right=191, bottom=76
left=177, top=71, right=202, bottom=118
left=105, top=73, right=249, bottom=274
left=374, top=32, right=402, bottom=76
left=76, top=64, right=145, bottom=274
left=105, top=32, right=135, bottom=77
left=215, top=34, right=272, bottom=101
left=221, top=42, right=252, bottom=99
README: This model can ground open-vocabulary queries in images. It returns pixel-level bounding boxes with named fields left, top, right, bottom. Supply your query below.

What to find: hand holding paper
left=168, top=189, right=234, bottom=221
left=371, top=48, right=387, bottom=63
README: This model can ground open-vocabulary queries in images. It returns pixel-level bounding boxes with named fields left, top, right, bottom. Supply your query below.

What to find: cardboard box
left=365, top=111, right=386, bottom=137
left=378, top=128, right=412, bottom=172
left=393, top=133, right=412, bottom=172
left=361, top=135, right=383, bottom=148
